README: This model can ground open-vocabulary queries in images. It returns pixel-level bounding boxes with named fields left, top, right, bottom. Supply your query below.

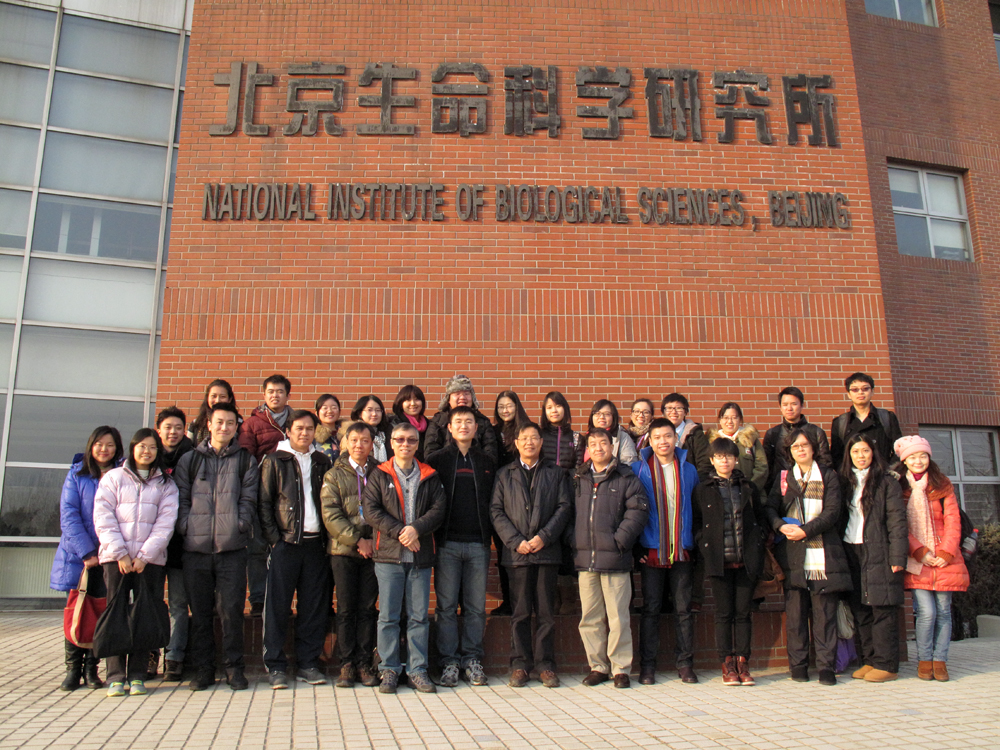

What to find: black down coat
left=571, top=461, right=649, bottom=573
left=692, top=471, right=767, bottom=581
left=490, top=460, right=573, bottom=567
left=839, top=469, right=908, bottom=607
left=258, top=447, right=333, bottom=546
left=766, top=465, right=851, bottom=593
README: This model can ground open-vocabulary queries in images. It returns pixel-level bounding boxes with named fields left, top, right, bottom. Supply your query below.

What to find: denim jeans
left=435, top=541, right=490, bottom=668
left=165, top=566, right=189, bottom=663
left=374, top=562, right=432, bottom=675
left=912, top=589, right=953, bottom=662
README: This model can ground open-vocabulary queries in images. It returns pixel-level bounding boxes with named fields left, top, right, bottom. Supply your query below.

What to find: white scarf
left=792, top=462, right=826, bottom=579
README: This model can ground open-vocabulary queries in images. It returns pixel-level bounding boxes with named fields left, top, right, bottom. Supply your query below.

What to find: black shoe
left=249, top=601, right=264, bottom=617
left=227, top=668, right=249, bottom=690
left=189, top=670, right=215, bottom=691
left=297, top=668, right=327, bottom=685
left=613, top=673, right=631, bottom=689
left=60, top=666, right=82, bottom=691
left=490, top=602, right=512, bottom=616
left=582, top=670, right=610, bottom=686
left=639, top=668, right=655, bottom=686
left=678, top=666, right=699, bottom=684
left=818, top=670, right=837, bottom=686
left=60, top=641, right=83, bottom=691
left=790, top=666, right=809, bottom=683
left=83, top=656, right=104, bottom=689
left=268, top=671, right=289, bottom=690
left=163, top=660, right=184, bottom=682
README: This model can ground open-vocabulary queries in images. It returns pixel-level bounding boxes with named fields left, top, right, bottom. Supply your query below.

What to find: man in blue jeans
left=361, top=422, right=447, bottom=694
left=427, top=406, right=496, bottom=687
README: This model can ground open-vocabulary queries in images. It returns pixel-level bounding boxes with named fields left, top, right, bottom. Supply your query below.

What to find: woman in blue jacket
left=49, top=425, right=123, bottom=691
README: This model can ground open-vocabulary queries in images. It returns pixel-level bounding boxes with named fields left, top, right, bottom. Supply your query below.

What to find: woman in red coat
left=894, top=435, right=969, bottom=682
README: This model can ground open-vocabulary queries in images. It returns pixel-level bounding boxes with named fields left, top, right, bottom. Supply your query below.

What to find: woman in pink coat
left=94, top=428, right=179, bottom=698
left=894, top=435, right=969, bottom=683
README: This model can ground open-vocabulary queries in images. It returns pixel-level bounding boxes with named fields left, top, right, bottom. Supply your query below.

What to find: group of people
left=49, top=370, right=970, bottom=697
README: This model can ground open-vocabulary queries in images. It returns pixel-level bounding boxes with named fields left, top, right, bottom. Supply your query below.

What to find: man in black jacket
left=174, top=402, right=258, bottom=692
left=573, top=428, right=649, bottom=689
left=762, top=386, right=833, bottom=495
left=423, top=374, right=499, bottom=463
left=490, top=422, right=572, bottom=688
left=830, top=372, right=903, bottom=468
left=426, top=407, right=496, bottom=687
left=361, top=422, right=447, bottom=694
left=258, top=409, right=334, bottom=690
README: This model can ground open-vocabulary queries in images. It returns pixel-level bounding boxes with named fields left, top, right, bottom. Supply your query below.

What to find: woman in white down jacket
left=94, top=428, right=178, bottom=698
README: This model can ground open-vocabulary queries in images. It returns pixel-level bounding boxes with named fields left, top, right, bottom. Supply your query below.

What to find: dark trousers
left=184, top=548, right=247, bottom=671
left=639, top=561, right=693, bottom=669
left=263, top=537, right=331, bottom=672
left=710, top=566, right=756, bottom=660
left=330, top=554, right=378, bottom=669
left=844, top=543, right=900, bottom=672
left=492, top=529, right=511, bottom=606
left=784, top=584, right=839, bottom=672
left=102, top=562, right=166, bottom=683
left=508, top=564, right=558, bottom=673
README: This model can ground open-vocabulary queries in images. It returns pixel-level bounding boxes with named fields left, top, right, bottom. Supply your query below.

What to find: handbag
left=752, top=546, right=786, bottom=600
left=92, top=569, right=170, bottom=658
left=129, top=574, right=170, bottom=653
left=92, top=572, right=137, bottom=659
left=63, top=568, right=107, bottom=648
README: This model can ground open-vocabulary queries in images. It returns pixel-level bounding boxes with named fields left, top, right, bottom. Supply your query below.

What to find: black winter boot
left=83, top=652, right=104, bottom=688
left=60, top=640, right=83, bottom=691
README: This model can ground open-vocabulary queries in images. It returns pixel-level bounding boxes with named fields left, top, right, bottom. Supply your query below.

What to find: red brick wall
left=846, top=0, right=1000, bottom=432
left=162, top=0, right=893, bottom=431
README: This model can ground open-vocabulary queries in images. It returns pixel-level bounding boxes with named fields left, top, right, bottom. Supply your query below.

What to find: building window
left=888, top=165, right=972, bottom=261
left=992, top=4, right=1000, bottom=70
left=920, top=427, right=1000, bottom=528
left=864, top=0, right=936, bottom=25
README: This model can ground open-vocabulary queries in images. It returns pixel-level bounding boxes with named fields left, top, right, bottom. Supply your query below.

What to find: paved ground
left=1, top=612, right=997, bottom=749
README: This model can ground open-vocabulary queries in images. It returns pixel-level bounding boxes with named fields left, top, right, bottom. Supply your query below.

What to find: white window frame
left=888, top=164, right=973, bottom=261
left=865, top=0, right=937, bottom=26
left=918, top=426, right=1000, bottom=525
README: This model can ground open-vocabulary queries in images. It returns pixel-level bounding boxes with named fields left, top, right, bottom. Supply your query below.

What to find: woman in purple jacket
left=94, top=428, right=179, bottom=697
left=50, top=426, right=123, bottom=691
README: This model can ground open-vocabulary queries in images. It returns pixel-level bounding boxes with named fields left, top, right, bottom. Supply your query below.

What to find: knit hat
left=894, top=435, right=932, bottom=463
left=439, top=374, right=479, bottom=410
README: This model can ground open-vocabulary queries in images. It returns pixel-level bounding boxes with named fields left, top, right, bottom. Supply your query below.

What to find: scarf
left=676, top=419, right=693, bottom=445
left=405, top=414, right=427, bottom=432
left=647, top=453, right=685, bottom=565
left=906, top=472, right=935, bottom=576
left=372, top=431, right=387, bottom=463
left=791, top=462, right=826, bottom=580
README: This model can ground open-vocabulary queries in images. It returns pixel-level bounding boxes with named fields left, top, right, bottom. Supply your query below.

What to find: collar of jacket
left=575, top=458, right=621, bottom=482
left=782, top=415, right=811, bottom=429
left=638, top=445, right=689, bottom=466
left=334, top=452, right=376, bottom=474
left=196, top=437, right=242, bottom=457
left=378, top=458, right=437, bottom=523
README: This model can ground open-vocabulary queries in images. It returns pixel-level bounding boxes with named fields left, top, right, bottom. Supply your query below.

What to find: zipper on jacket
left=589, top=480, right=598, bottom=570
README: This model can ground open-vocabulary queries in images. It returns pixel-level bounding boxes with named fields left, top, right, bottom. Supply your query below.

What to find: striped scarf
left=791, top=462, right=826, bottom=580
left=648, top=453, right=686, bottom=565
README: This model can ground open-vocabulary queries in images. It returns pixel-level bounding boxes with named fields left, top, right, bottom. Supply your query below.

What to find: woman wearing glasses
left=707, top=402, right=768, bottom=492
left=626, top=399, right=655, bottom=452
left=350, top=395, right=393, bottom=463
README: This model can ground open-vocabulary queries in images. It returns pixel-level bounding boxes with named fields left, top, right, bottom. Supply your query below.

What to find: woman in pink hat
left=894, top=435, right=969, bottom=682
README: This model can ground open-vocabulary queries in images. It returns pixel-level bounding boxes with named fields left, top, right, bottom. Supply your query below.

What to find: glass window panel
left=40, top=132, right=167, bottom=202
left=922, top=429, right=956, bottom=476
left=151, top=334, right=160, bottom=397
left=0, top=323, right=13, bottom=388
left=926, top=173, right=962, bottom=216
left=56, top=15, right=179, bottom=85
left=888, top=168, right=923, bottom=210
left=162, top=208, right=171, bottom=265
left=0, top=63, right=49, bottom=125
left=0, top=4, right=56, bottom=65
left=156, top=274, right=165, bottom=330
left=33, top=194, right=161, bottom=262
left=864, top=0, right=897, bottom=18
left=15, top=326, right=149, bottom=397
left=175, top=91, right=183, bottom=144
left=897, top=0, right=933, bottom=25
left=6, top=395, right=144, bottom=463
left=168, top=149, right=178, bottom=202
left=960, top=431, right=998, bottom=477
left=995, top=37, right=1000, bottom=71
left=930, top=219, right=970, bottom=261
left=0, top=256, right=23, bottom=319
left=0, top=467, right=67, bottom=537
left=960, top=484, right=1000, bottom=529
left=180, top=36, right=189, bottom=85
left=23, top=259, right=155, bottom=329
left=894, top=213, right=932, bottom=257
left=0, top=125, right=39, bottom=187
left=992, top=7, right=1000, bottom=33
left=0, top=188, right=31, bottom=249
left=49, top=73, right=174, bottom=142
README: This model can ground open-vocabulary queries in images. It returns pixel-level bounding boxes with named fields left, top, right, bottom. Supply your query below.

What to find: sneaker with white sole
left=463, top=661, right=487, bottom=686
left=128, top=680, right=147, bottom=696
left=439, top=663, right=460, bottom=687
left=106, top=682, right=126, bottom=697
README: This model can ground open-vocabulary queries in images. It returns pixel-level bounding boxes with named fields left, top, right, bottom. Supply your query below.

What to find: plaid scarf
left=647, top=453, right=686, bottom=565
left=791, top=462, right=826, bottom=580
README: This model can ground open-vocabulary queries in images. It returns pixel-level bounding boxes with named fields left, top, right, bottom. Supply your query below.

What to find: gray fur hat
left=439, top=373, right=479, bottom=410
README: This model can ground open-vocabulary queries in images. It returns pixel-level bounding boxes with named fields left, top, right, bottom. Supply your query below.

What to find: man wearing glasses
left=830, top=372, right=903, bottom=467
left=361, top=422, right=447, bottom=694
left=660, top=393, right=712, bottom=481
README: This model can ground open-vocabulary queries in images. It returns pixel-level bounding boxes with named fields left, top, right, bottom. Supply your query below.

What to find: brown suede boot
left=932, top=661, right=949, bottom=682
left=917, top=661, right=934, bottom=680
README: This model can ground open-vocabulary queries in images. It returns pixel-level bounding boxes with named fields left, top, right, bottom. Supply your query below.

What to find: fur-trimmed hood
left=707, top=424, right=760, bottom=449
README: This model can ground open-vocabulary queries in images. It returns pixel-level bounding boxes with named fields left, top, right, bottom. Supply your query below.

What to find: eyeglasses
left=848, top=386, right=872, bottom=394
left=663, top=406, right=686, bottom=413
left=135, top=445, right=157, bottom=454
left=631, top=409, right=652, bottom=417
left=362, top=407, right=383, bottom=414
left=594, top=410, right=614, bottom=418
left=391, top=437, right=419, bottom=445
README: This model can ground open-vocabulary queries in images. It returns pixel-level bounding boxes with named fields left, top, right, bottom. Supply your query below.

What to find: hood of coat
left=275, top=438, right=316, bottom=458
left=378, top=458, right=437, bottom=483
left=707, top=424, right=760, bottom=449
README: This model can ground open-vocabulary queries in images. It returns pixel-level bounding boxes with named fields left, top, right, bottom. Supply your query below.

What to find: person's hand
left=516, top=540, right=532, bottom=555
left=357, top=539, right=374, bottom=558
left=780, top=524, right=806, bottom=541
left=132, top=558, right=146, bottom=574
left=82, top=556, right=99, bottom=569
left=117, top=557, right=133, bottom=574
left=921, top=552, right=946, bottom=567
left=526, top=535, right=545, bottom=553
left=398, top=526, right=420, bottom=551
left=891, top=565, right=904, bottom=573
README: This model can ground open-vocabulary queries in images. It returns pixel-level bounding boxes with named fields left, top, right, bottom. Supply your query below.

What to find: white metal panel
left=63, top=0, right=188, bottom=31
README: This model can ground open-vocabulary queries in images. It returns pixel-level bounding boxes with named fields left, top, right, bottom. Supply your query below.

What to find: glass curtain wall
left=0, top=1, right=186, bottom=569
